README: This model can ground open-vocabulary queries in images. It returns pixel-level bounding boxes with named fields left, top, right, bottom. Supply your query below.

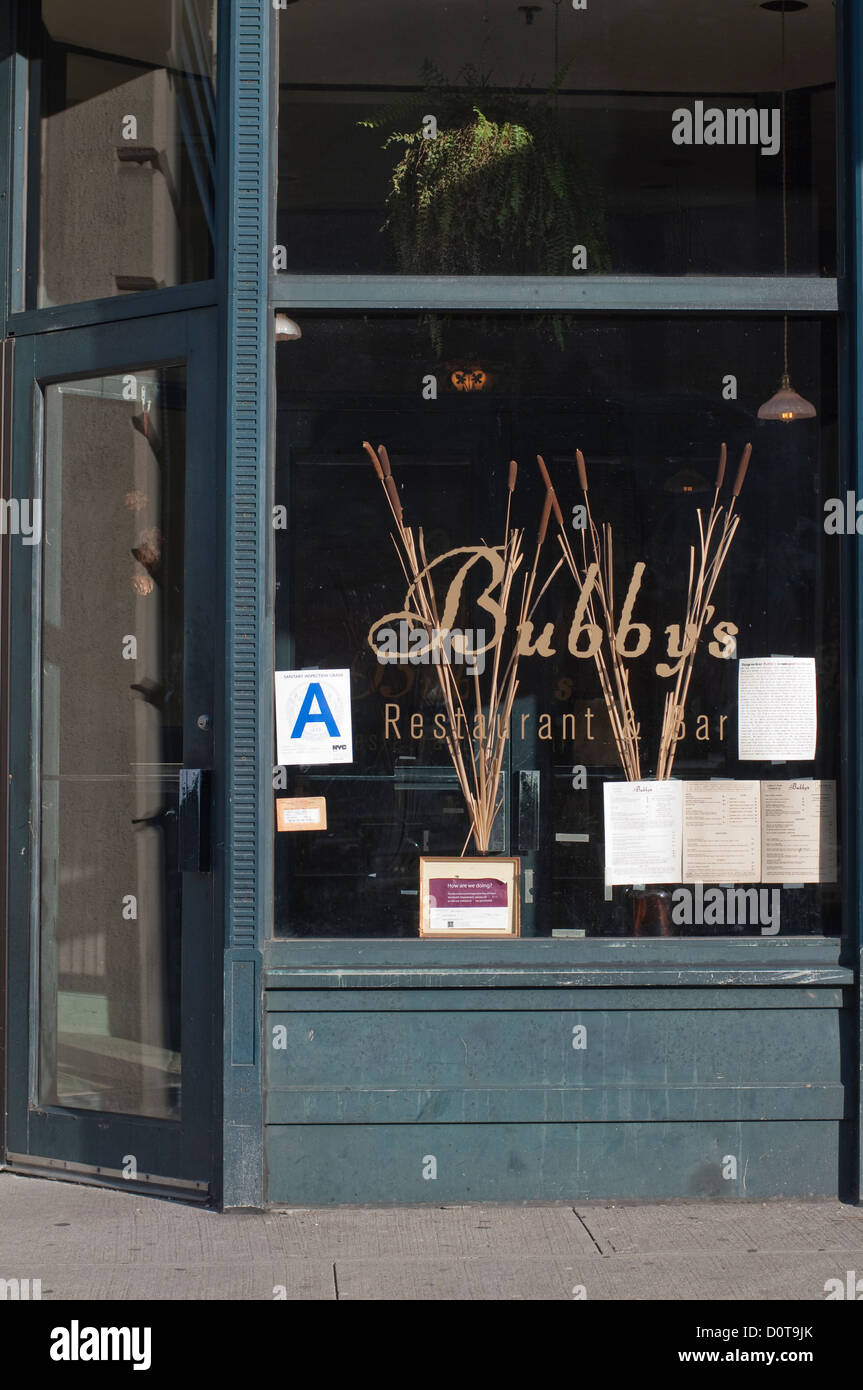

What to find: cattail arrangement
left=655, top=442, right=751, bottom=779
left=541, top=442, right=751, bottom=781
left=363, top=441, right=562, bottom=853
left=540, top=452, right=642, bottom=780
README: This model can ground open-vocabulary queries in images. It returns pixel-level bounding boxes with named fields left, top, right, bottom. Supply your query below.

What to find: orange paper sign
left=276, top=797, right=327, bottom=832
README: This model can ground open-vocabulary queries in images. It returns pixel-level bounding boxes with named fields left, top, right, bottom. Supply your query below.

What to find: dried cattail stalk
left=732, top=443, right=752, bottom=498
left=576, top=449, right=589, bottom=493
left=363, top=440, right=384, bottom=481
left=543, top=452, right=642, bottom=781
left=538, top=491, right=553, bottom=545
left=367, top=443, right=559, bottom=854
left=537, top=454, right=564, bottom=527
left=656, top=442, right=751, bottom=780
left=715, top=443, right=726, bottom=491
left=384, top=474, right=403, bottom=524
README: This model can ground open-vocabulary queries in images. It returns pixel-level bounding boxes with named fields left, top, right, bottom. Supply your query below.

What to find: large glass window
left=273, top=313, right=840, bottom=939
left=28, top=0, right=217, bottom=308
left=277, top=0, right=836, bottom=277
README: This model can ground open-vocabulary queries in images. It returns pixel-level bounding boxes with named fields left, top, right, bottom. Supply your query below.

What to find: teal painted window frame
left=270, top=276, right=837, bottom=313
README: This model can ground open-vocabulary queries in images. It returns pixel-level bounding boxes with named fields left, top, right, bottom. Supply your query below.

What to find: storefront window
left=276, top=0, right=835, bottom=277
left=28, top=0, right=217, bottom=308
left=273, top=313, right=840, bottom=939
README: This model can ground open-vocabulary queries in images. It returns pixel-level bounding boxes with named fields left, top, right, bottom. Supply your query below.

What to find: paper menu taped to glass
left=681, top=781, right=761, bottom=884
left=738, top=657, right=817, bottom=761
left=760, top=780, right=838, bottom=884
left=603, top=781, right=683, bottom=886
left=603, top=777, right=838, bottom=887
left=428, top=877, right=509, bottom=933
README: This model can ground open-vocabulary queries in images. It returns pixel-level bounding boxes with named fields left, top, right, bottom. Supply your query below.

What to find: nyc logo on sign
left=275, top=669, right=353, bottom=766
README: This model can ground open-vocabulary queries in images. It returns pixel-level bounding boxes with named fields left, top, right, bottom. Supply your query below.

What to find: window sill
left=263, top=935, right=851, bottom=990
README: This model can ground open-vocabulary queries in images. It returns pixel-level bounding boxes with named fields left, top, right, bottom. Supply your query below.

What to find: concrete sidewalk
left=1, top=1171, right=862, bottom=1300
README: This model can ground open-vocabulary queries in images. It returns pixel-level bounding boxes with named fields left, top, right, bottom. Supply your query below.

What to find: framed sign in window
left=419, top=857, right=521, bottom=939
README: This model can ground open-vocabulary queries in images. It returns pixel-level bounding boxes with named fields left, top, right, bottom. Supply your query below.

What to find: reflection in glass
left=39, top=368, right=187, bottom=1118
left=33, top=1, right=217, bottom=307
left=277, top=0, right=835, bottom=276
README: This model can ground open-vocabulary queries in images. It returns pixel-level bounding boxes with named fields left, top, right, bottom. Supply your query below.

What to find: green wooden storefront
left=0, top=0, right=861, bottom=1208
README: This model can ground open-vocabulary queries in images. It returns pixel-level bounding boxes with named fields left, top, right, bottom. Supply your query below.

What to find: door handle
left=179, top=768, right=211, bottom=872
left=516, top=770, right=540, bottom=853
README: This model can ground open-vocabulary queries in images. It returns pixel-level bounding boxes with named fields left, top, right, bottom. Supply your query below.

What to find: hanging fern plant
left=361, top=63, right=610, bottom=277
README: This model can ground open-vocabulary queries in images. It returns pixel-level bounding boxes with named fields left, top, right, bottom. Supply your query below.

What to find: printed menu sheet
left=760, top=780, right=838, bottom=884
left=738, top=657, right=817, bottom=761
left=681, top=781, right=761, bottom=884
left=604, top=778, right=837, bottom=886
left=603, top=781, right=683, bottom=886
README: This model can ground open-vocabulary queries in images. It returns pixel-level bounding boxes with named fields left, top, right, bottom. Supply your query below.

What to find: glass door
left=5, top=309, right=217, bottom=1192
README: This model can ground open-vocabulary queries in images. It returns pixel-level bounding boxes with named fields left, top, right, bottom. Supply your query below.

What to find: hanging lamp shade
left=757, top=372, right=817, bottom=421
left=755, top=4, right=817, bottom=421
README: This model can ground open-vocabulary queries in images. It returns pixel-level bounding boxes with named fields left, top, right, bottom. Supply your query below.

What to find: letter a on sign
left=291, top=683, right=339, bottom=738
left=275, top=668, right=354, bottom=766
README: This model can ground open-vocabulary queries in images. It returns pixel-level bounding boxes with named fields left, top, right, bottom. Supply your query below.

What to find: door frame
left=3, top=307, right=220, bottom=1196
left=0, top=0, right=265, bottom=1209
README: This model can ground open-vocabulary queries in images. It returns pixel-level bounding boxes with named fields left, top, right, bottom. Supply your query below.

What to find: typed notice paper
left=738, top=657, right=817, bottom=761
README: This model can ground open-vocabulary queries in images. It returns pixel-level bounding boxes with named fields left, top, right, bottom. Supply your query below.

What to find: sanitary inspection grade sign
left=275, top=668, right=353, bottom=766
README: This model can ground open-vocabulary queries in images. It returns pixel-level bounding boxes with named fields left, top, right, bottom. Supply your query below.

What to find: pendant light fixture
left=757, top=0, right=816, bottom=421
